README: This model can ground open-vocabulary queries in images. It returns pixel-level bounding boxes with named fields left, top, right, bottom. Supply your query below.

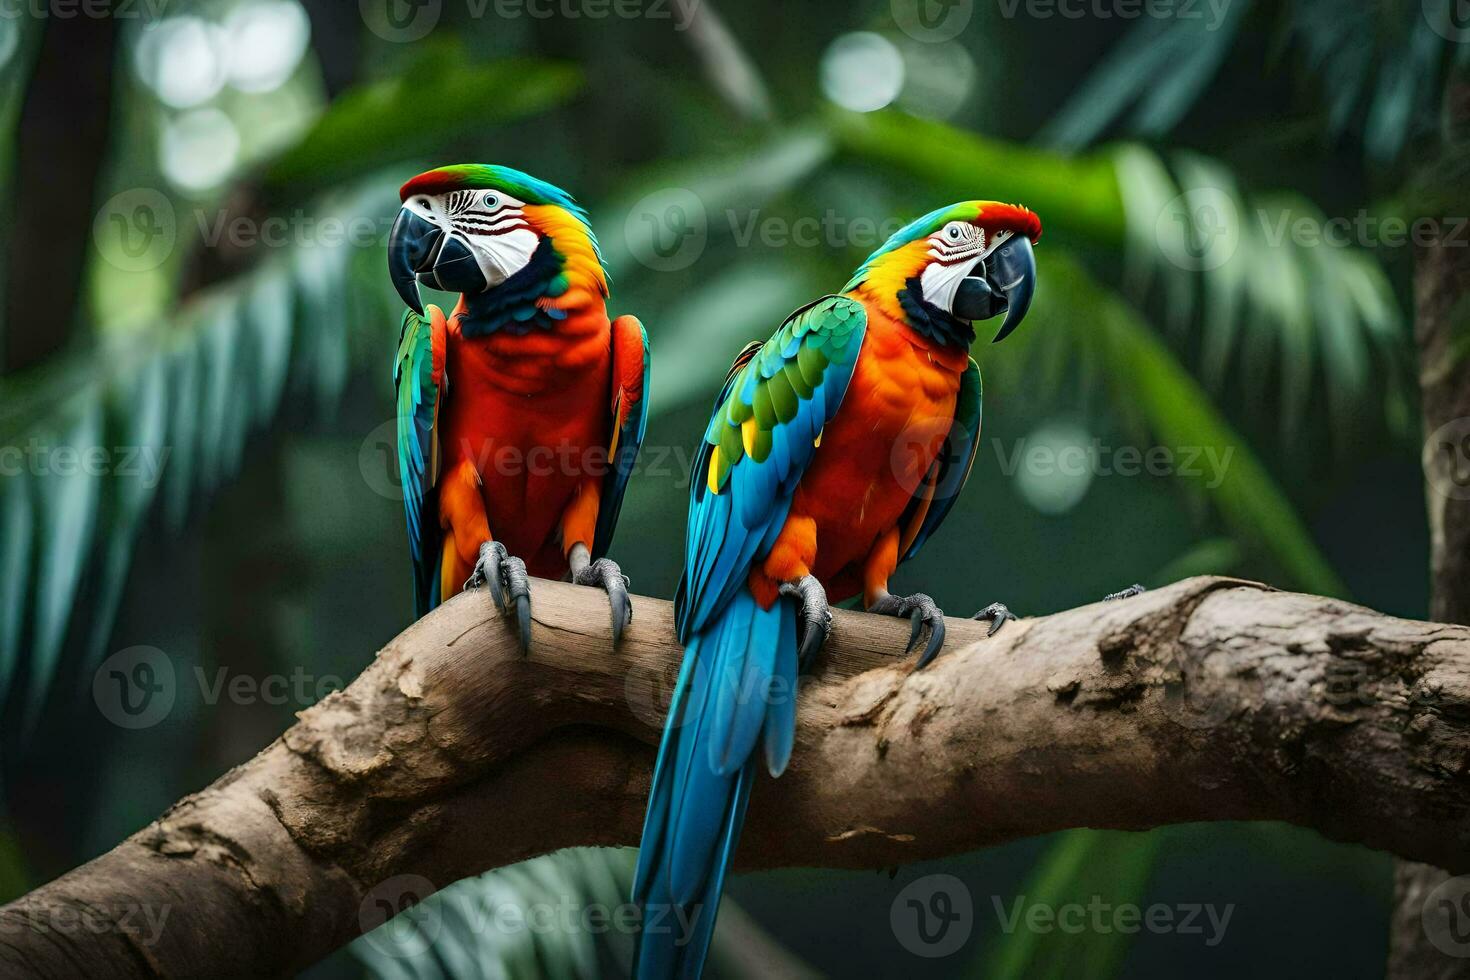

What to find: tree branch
left=3, top=576, right=1468, bottom=977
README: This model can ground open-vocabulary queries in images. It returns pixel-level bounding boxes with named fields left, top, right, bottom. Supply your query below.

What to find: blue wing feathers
left=394, top=308, right=445, bottom=618
left=636, top=296, right=867, bottom=979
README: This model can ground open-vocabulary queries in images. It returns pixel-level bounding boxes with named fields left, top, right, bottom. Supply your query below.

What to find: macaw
left=632, top=201, right=1043, bottom=979
left=389, top=165, right=649, bottom=647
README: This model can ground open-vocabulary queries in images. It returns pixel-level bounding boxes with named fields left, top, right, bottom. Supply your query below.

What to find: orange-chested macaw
left=632, top=201, right=1043, bottom=978
left=389, top=165, right=649, bottom=647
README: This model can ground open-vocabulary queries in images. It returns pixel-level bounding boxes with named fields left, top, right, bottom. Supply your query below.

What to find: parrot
left=631, top=200, right=1044, bottom=979
left=388, top=165, right=649, bottom=647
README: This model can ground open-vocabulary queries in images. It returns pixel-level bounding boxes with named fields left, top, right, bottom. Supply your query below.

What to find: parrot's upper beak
left=950, top=234, right=1037, bottom=343
left=388, top=206, right=487, bottom=314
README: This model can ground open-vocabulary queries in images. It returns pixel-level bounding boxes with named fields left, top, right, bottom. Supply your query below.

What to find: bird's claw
left=972, top=601, right=1018, bottom=638
left=573, top=557, right=634, bottom=645
left=1104, top=583, right=1147, bottom=601
left=871, top=592, right=947, bottom=668
left=779, top=575, right=831, bottom=670
left=466, top=541, right=533, bottom=653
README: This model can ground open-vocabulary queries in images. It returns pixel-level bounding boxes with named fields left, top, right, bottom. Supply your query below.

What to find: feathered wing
left=393, top=306, right=448, bottom=617
left=593, top=314, right=651, bottom=560
left=635, top=296, right=867, bottom=980
left=898, top=356, right=982, bottom=562
left=673, top=296, right=868, bottom=642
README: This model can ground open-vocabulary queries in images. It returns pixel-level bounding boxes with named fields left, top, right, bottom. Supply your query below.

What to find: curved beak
left=951, top=234, right=1037, bottom=343
left=388, top=207, right=440, bottom=315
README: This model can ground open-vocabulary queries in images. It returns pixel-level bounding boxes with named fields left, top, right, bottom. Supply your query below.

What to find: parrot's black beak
left=388, top=207, right=440, bottom=315
left=951, top=235, right=1037, bottom=343
left=389, top=206, right=492, bottom=313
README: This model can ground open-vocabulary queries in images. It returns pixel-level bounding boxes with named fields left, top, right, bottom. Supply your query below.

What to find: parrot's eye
left=481, top=192, right=500, bottom=209
left=947, top=226, right=961, bottom=240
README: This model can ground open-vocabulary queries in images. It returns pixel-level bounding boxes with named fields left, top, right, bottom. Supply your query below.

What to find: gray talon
left=466, top=541, right=534, bottom=653
left=1104, top=584, right=1147, bottom=601
left=870, top=592, right=947, bottom=667
left=972, top=601, right=1017, bottom=638
left=779, top=575, right=831, bottom=670
left=574, top=557, right=634, bottom=645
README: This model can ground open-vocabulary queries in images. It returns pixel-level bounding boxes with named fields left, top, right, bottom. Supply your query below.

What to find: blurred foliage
left=0, top=0, right=1452, bottom=977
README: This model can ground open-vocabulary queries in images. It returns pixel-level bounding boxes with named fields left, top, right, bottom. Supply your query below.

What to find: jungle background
left=0, top=0, right=1464, bottom=976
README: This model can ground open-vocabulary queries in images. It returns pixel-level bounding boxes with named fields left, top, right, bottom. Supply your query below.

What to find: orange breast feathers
left=754, top=304, right=967, bottom=604
left=435, top=303, right=617, bottom=580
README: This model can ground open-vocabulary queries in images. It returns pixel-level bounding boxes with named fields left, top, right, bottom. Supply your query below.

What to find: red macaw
left=389, top=165, right=649, bottom=646
left=632, top=201, right=1046, bottom=978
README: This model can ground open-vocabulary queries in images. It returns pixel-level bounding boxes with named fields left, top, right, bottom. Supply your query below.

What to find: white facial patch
left=919, top=222, right=1014, bottom=314
left=402, top=188, right=541, bottom=288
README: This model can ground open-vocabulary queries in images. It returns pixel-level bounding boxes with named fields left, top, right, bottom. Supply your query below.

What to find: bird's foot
left=466, top=541, right=532, bottom=653
left=778, top=575, right=831, bottom=670
left=1104, top=584, right=1147, bottom=601
left=971, top=602, right=1018, bottom=638
left=869, top=592, right=946, bottom=668
left=572, top=557, right=633, bottom=645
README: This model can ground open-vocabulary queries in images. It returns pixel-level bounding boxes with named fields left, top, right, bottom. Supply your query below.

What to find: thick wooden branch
left=3, top=576, right=1469, bottom=977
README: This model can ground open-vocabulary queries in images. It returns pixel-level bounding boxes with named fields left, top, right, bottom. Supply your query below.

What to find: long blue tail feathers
left=632, top=588, right=798, bottom=979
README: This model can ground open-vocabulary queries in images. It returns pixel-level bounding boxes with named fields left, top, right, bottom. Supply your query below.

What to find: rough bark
left=0, top=576, right=1468, bottom=977
left=1388, top=65, right=1470, bottom=980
